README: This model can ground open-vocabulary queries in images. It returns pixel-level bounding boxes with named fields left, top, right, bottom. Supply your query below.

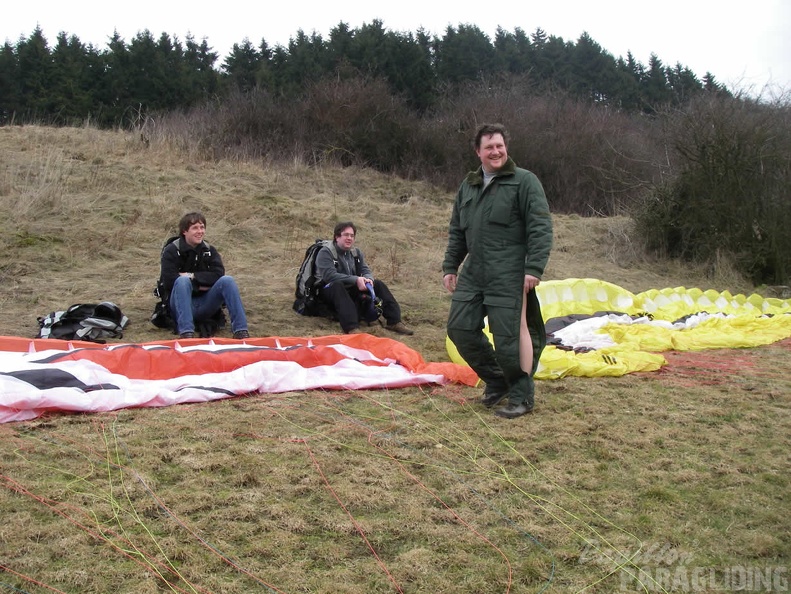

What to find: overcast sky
left=4, top=0, right=789, bottom=97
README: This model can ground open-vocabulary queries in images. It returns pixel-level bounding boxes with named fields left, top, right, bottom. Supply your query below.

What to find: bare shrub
left=147, top=89, right=292, bottom=162
left=633, top=94, right=791, bottom=284
left=423, top=78, right=663, bottom=214
left=298, top=76, right=418, bottom=170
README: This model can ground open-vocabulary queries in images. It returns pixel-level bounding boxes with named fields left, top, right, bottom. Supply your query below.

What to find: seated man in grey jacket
left=316, top=221, right=413, bottom=335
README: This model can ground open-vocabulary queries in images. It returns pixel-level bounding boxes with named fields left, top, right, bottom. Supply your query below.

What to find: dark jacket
left=442, top=157, right=553, bottom=288
left=442, top=157, right=553, bottom=374
left=316, top=242, right=371, bottom=288
left=159, top=237, right=225, bottom=297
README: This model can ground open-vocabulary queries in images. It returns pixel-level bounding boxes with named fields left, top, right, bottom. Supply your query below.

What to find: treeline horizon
left=1, top=21, right=731, bottom=127
left=2, top=22, right=788, bottom=286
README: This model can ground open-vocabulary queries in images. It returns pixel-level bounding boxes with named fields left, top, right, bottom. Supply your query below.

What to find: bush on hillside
left=149, top=74, right=665, bottom=216
left=433, top=79, right=663, bottom=214
left=632, top=95, right=791, bottom=284
left=147, top=77, right=419, bottom=169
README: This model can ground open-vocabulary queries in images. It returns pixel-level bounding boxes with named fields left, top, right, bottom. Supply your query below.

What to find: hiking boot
left=233, top=330, right=250, bottom=340
left=494, top=402, right=534, bottom=419
left=179, top=332, right=195, bottom=339
left=481, top=384, right=508, bottom=408
left=385, top=321, right=414, bottom=335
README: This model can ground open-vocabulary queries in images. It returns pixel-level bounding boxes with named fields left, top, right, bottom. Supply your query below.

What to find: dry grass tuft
left=0, top=125, right=788, bottom=593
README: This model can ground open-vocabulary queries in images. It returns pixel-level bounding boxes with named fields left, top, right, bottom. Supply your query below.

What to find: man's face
left=476, top=133, right=508, bottom=173
left=336, top=226, right=356, bottom=250
left=183, top=221, right=206, bottom=247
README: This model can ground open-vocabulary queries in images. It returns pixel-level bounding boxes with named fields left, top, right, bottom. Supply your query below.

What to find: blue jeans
left=169, top=275, right=248, bottom=334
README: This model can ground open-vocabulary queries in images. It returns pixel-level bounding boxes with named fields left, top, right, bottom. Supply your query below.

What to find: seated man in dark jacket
left=316, top=221, right=413, bottom=335
left=159, top=212, right=250, bottom=339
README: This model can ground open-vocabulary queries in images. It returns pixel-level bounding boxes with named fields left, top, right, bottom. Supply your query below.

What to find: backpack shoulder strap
left=324, top=240, right=339, bottom=263
left=323, top=240, right=360, bottom=271
left=162, top=235, right=182, bottom=257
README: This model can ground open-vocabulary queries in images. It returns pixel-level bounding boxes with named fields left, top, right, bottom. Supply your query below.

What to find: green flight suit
left=443, top=157, right=553, bottom=406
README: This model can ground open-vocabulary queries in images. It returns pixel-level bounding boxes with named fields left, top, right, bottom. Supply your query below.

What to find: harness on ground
left=37, top=302, right=129, bottom=343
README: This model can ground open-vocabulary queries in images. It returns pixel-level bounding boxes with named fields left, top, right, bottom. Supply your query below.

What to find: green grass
left=0, top=125, right=789, bottom=593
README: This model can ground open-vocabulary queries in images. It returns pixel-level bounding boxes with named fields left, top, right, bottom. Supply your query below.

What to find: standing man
left=317, top=221, right=413, bottom=336
left=442, top=124, right=553, bottom=419
left=159, top=212, right=250, bottom=340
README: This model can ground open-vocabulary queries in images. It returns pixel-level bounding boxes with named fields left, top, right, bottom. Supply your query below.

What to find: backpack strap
left=326, top=242, right=362, bottom=275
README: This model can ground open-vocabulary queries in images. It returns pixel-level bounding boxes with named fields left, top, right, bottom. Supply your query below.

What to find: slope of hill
left=0, top=124, right=750, bottom=358
left=1, top=125, right=788, bottom=594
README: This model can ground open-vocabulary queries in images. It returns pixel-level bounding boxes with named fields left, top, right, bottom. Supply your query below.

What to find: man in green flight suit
left=442, top=123, right=553, bottom=419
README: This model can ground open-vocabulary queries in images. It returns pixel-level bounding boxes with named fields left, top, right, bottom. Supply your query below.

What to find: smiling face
left=476, top=132, right=508, bottom=173
left=335, top=226, right=356, bottom=251
left=183, top=221, right=206, bottom=247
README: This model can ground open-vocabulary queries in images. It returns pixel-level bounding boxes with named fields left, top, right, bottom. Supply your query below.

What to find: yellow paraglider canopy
left=446, top=278, right=791, bottom=379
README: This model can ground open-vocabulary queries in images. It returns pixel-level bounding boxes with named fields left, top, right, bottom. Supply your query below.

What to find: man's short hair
left=334, top=221, right=357, bottom=239
left=474, top=123, right=509, bottom=149
left=179, top=212, right=207, bottom=235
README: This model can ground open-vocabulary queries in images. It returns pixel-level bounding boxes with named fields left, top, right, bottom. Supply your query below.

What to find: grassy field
left=0, top=125, right=789, bottom=593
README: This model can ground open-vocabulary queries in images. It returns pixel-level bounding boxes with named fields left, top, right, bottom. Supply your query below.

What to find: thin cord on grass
left=465, top=405, right=664, bottom=593
left=327, top=389, right=663, bottom=593
left=263, top=392, right=549, bottom=592
left=11, top=425, right=205, bottom=594
left=93, top=420, right=288, bottom=594
left=9, top=387, right=678, bottom=593
left=102, top=419, right=200, bottom=594
left=301, top=438, right=406, bottom=593
left=7, top=440, right=206, bottom=593
left=0, top=473, right=201, bottom=594
left=0, top=563, right=66, bottom=593
left=9, top=425, right=275, bottom=594
left=111, top=441, right=288, bottom=594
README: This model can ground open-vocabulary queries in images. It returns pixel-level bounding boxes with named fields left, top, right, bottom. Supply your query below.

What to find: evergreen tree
left=16, top=27, right=54, bottom=119
left=184, top=35, right=220, bottom=101
left=390, top=29, right=436, bottom=111
left=643, top=53, right=672, bottom=110
left=702, top=72, right=729, bottom=96
left=256, top=39, right=274, bottom=90
left=528, top=27, right=552, bottom=84
left=493, top=27, right=533, bottom=76
left=614, top=53, right=643, bottom=110
left=125, top=30, right=165, bottom=119
left=569, top=32, right=619, bottom=103
left=434, top=24, right=497, bottom=85
left=222, top=38, right=260, bottom=92
left=272, top=29, right=330, bottom=96
left=327, top=21, right=355, bottom=71
left=348, top=19, right=389, bottom=74
left=540, top=34, right=573, bottom=89
left=100, top=31, right=132, bottom=125
left=156, top=32, right=189, bottom=109
left=344, top=21, right=434, bottom=110
left=0, top=42, right=20, bottom=123
left=50, top=32, right=97, bottom=123
left=666, top=62, right=702, bottom=105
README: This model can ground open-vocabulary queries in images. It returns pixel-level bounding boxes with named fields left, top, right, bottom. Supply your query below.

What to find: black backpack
left=37, top=302, right=129, bottom=343
left=293, top=239, right=360, bottom=316
left=150, top=236, right=181, bottom=331
left=150, top=236, right=226, bottom=337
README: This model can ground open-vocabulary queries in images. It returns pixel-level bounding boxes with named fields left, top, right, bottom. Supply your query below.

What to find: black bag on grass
left=37, top=302, right=129, bottom=343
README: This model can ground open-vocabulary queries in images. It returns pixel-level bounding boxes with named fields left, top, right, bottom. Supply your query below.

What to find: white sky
left=4, top=0, right=790, bottom=97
